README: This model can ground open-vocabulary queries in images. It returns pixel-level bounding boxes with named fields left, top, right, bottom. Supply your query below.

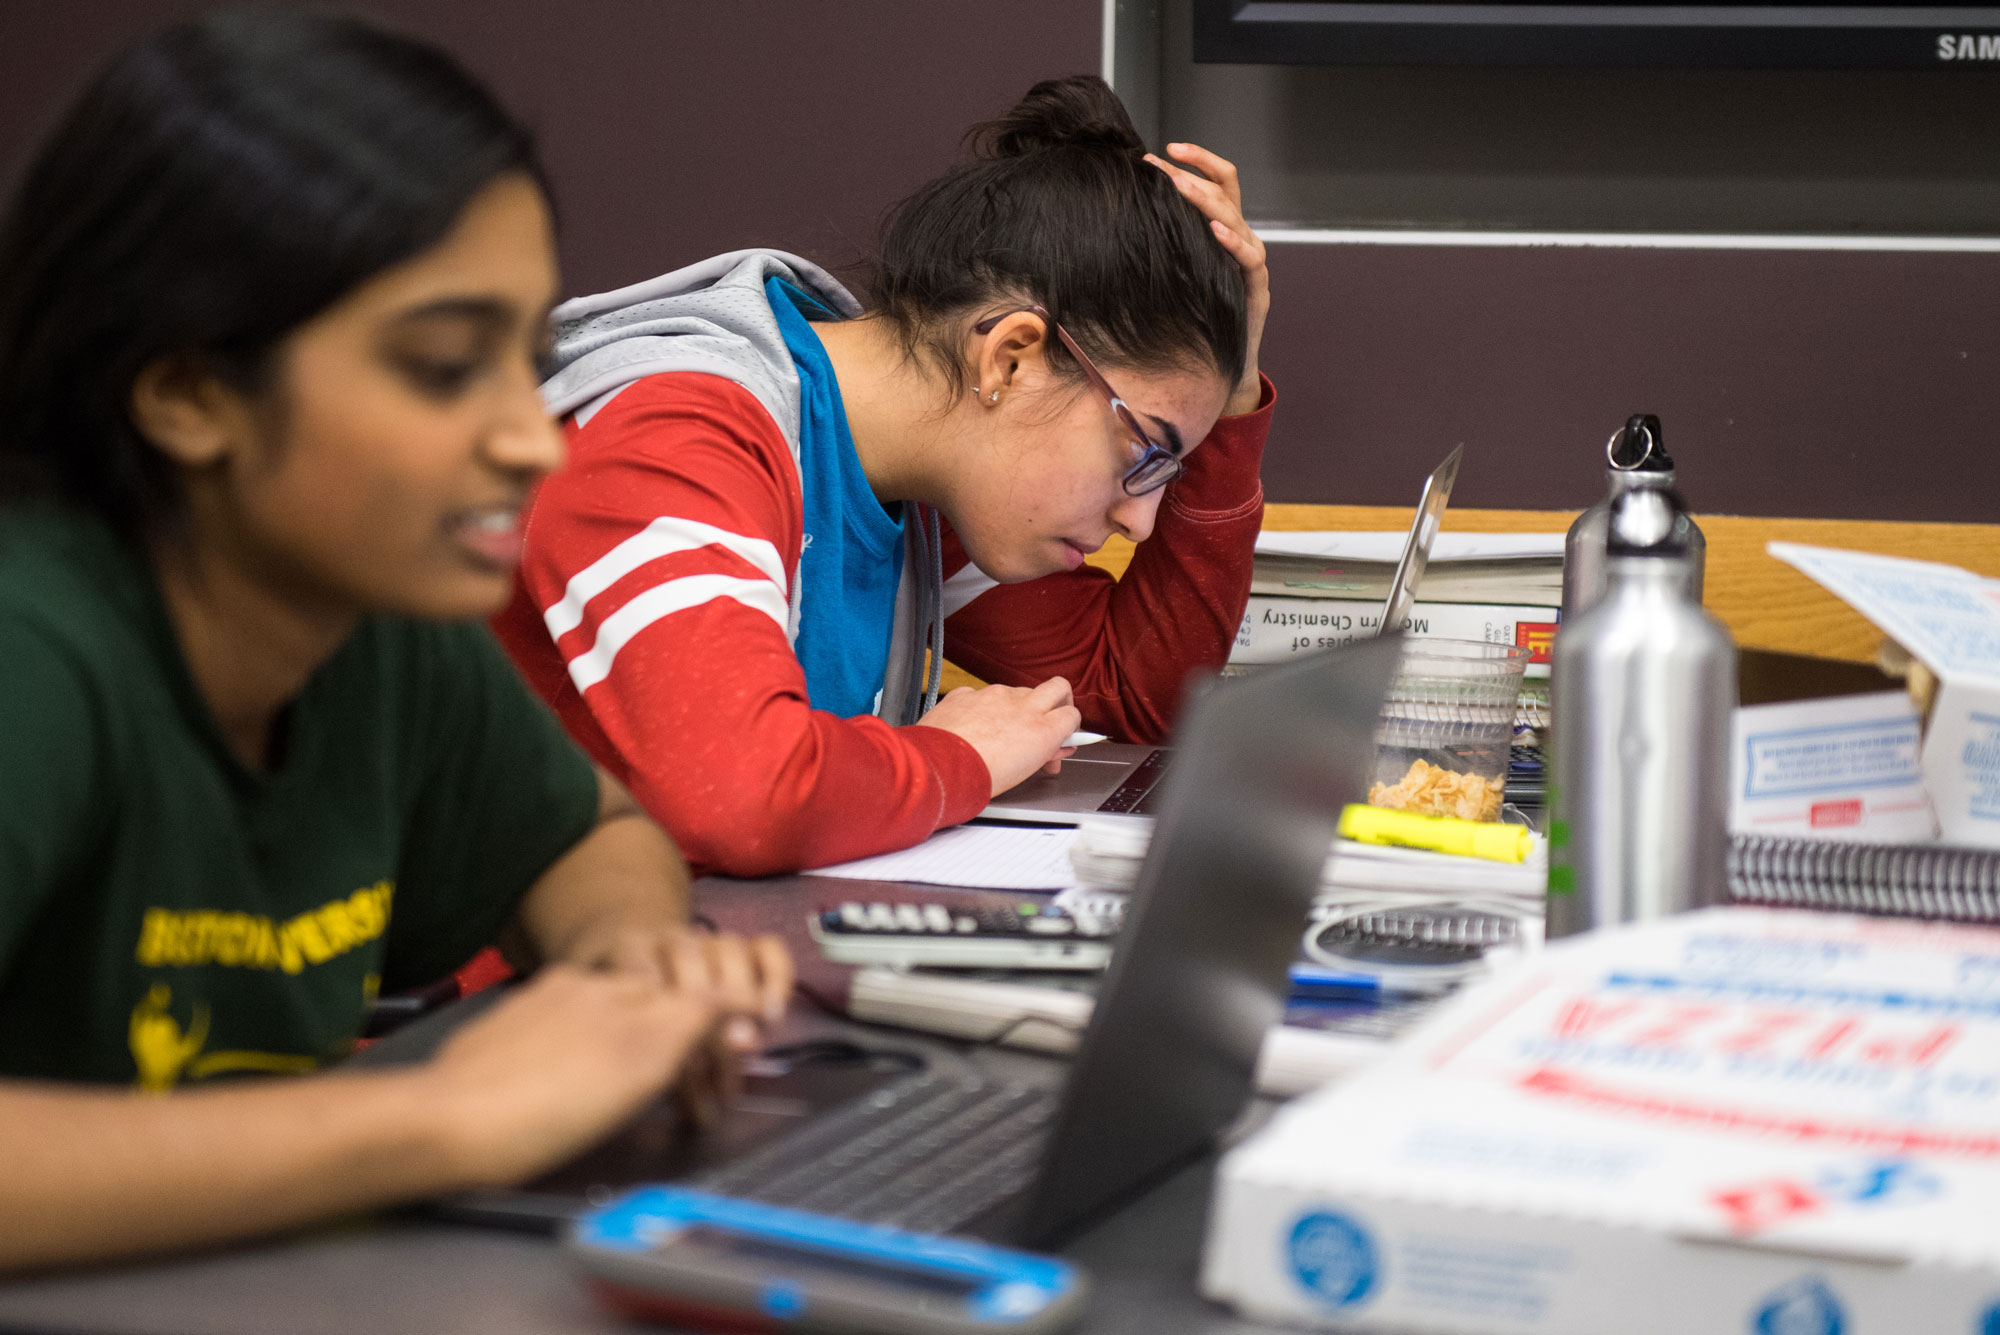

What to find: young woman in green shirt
left=0, top=9, right=790, bottom=1269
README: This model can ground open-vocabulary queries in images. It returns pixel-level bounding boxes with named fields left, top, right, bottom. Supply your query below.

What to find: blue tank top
left=766, top=277, right=907, bottom=718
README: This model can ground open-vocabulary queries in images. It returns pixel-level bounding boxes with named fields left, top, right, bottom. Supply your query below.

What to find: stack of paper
left=810, top=824, right=1083, bottom=891
left=1066, top=815, right=1546, bottom=918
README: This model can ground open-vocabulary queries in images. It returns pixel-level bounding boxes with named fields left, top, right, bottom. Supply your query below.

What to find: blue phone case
left=568, top=1186, right=1089, bottom=1334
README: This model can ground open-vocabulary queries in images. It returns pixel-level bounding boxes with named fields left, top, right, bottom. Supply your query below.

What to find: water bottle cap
left=1605, top=485, right=1693, bottom=558
left=1607, top=414, right=1675, bottom=474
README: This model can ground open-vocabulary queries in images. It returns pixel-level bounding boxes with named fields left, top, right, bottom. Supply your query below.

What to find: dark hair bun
left=871, top=70, right=1247, bottom=398
left=967, top=74, right=1145, bottom=158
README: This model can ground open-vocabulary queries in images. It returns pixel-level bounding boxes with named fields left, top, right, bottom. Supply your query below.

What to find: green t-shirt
left=0, top=505, right=601, bottom=1089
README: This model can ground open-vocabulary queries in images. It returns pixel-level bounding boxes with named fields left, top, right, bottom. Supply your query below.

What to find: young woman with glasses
left=496, top=75, right=1272, bottom=876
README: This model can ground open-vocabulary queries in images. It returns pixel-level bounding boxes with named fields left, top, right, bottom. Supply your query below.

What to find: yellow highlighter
left=1338, top=804, right=1533, bottom=864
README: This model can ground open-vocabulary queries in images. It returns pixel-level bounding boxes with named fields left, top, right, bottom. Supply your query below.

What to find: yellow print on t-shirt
left=132, top=881, right=394, bottom=975
left=127, top=983, right=320, bottom=1091
left=128, top=982, right=208, bottom=1092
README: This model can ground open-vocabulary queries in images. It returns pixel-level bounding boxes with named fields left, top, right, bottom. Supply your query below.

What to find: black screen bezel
left=1193, top=0, right=2000, bottom=69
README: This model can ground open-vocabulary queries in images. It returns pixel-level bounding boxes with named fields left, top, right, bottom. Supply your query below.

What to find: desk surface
left=0, top=875, right=1300, bottom=1335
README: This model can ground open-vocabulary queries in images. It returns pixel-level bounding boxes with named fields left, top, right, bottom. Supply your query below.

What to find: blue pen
left=1287, top=963, right=1382, bottom=1000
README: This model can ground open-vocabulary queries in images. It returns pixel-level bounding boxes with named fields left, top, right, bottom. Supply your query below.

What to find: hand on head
left=1144, top=143, right=1269, bottom=418
left=915, top=677, right=1083, bottom=795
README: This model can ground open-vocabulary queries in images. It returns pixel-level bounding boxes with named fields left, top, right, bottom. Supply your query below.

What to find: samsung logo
left=1939, top=33, right=2000, bottom=60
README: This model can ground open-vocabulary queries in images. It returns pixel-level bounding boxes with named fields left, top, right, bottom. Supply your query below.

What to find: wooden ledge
left=1077, top=503, right=2000, bottom=666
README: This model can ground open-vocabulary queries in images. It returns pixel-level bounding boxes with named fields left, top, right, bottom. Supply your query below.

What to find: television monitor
left=1193, top=0, right=2000, bottom=69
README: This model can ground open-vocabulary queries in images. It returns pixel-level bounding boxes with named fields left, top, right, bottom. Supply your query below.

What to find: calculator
left=808, top=901, right=1116, bottom=971
left=1506, top=742, right=1547, bottom=806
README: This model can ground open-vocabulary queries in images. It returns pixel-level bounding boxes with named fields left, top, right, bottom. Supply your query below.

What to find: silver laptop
left=984, top=443, right=1463, bottom=825
left=981, top=741, right=1174, bottom=822
left=431, top=634, right=1404, bottom=1245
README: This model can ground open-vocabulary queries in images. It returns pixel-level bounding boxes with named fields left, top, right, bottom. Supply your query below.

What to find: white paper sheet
left=810, top=824, right=1083, bottom=891
left=1768, top=541, right=2000, bottom=847
left=1254, top=531, right=1566, bottom=563
left=1769, top=541, right=2000, bottom=686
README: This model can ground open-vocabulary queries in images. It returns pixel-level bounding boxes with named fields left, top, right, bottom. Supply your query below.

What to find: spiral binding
left=1728, top=834, right=2000, bottom=923
left=1338, top=907, right=1521, bottom=950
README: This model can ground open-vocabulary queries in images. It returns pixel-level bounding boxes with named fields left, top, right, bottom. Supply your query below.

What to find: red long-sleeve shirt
left=493, top=370, right=1273, bottom=877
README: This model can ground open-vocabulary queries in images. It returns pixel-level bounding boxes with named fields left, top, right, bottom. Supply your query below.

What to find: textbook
left=1232, top=595, right=1558, bottom=674
left=1238, top=531, right=1563, bottom=679
left=1203, top=906, right=2000, bottom=1333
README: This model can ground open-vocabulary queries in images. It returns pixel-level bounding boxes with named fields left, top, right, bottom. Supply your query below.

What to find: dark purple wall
left=1258, top=241, right=2000, bottom=522
left=0, top=0, right=1101, bottom=295
left=4, top=3, right=1995, bottom=523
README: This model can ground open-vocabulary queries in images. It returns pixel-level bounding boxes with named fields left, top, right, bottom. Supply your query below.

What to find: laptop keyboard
left=1097, top=749, right=1173, bottom=815
left=695, top=1071, right=1057, bottom=1235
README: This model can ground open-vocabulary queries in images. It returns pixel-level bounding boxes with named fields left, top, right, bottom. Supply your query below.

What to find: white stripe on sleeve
left=564, top=573, right=789, bottom=693
left=544, top=515, right=788, bottom=641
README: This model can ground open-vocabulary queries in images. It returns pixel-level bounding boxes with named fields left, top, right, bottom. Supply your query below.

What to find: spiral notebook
left=1729, top=833, right=2000, bottom=922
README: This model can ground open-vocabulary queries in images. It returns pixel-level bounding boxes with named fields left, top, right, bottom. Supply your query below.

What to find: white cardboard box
left=1770, top=542, right=2000, bottom=849
left=1202, top=907, right=2000, bottom=1334
left=1729, top=691, right=1937, bottom=842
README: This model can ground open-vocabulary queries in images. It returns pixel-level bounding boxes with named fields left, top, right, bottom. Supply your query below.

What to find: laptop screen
left=1013, top=635, right=1403, bottom=1245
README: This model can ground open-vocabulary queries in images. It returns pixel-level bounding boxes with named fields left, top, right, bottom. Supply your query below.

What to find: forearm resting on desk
left=0, top=965, right=723, bottom=1273
left=0, top=1068, right=467, bottom=1272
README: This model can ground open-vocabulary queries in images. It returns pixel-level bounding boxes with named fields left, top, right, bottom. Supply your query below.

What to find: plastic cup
left=1367, top=639, right=1533, bottom=824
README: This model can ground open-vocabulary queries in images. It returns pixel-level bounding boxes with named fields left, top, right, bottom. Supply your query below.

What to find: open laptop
left=980, top=740, right=1174, bottom=822
left=985, top=444, right=1460, bottom=826
left=434, top=635, right=1401, bottom=1247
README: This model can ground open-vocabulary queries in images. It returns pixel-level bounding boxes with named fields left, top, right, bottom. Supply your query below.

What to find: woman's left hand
left=1145, top=142, right=1269, bottom=417
left=566, top=922, right=794, bottom=1042
left=563, top=921, right=796, bottom=1129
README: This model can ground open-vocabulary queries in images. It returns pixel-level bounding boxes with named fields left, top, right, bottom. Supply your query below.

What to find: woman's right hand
left=1145, top=143, right=1268, bottom=419
left=915, top=677, right=1082, bottom=796
left=421, top=945, right=766, bottom=1189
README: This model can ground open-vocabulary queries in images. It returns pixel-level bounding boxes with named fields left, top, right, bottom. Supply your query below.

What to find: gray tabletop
left=0, top=875, right=1301, bottom=1334
left=0, top=1142, right=1277, bottom=1335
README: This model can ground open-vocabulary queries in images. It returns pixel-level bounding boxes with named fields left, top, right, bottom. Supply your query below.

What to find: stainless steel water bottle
left=1546, top=485, right=1735, bottom=938
left=1561, top=413, right=1706, bottom=620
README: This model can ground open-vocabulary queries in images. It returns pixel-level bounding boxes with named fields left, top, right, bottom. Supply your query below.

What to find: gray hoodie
left=539, top=249, right=944, bottom=726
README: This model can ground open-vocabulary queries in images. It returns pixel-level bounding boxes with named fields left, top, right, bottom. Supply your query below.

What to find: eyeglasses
left=971, top=305, right=1184, bottom=497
